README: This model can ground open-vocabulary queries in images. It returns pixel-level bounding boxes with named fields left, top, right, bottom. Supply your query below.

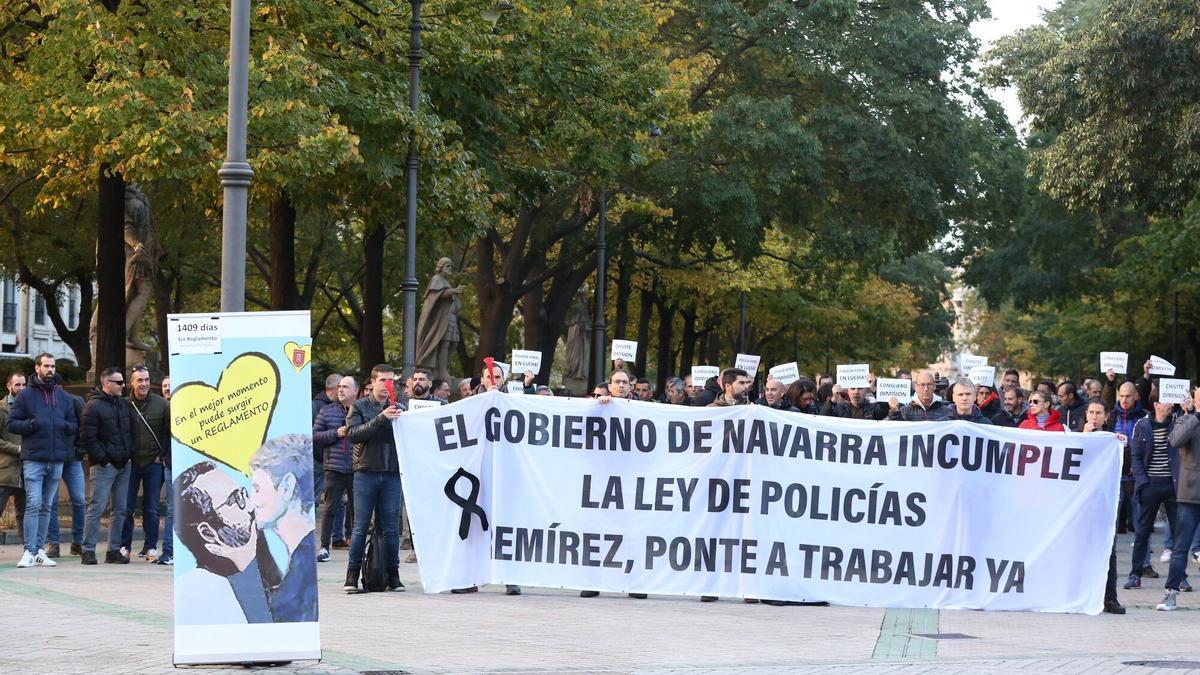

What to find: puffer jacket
left=6, top=373, right=78, bottom=463
left=1019, top=408, right=1065, bottom=432
left=313, top=401, right=353, bottom=474
left=81, top=387, right=136, bottom=468
left=0, top=398, right=21, bottom=488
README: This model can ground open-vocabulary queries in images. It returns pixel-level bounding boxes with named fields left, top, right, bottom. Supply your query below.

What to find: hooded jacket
left=81, top=387, right=136, bottom=468
left=1019, top=408, right=1065, bottom=432
left=1056, top=398, right=1088, bottom=432
left=5, top=373, right=78, bottom=463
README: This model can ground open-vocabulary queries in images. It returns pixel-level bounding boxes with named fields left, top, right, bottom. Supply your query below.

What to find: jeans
left=121, top=462, right=164, bottom=551
left=83, top=463, right=131, bottom=553
left=347, top=471, right=401, bottom=571
left=22, top=461, right=63, bottom=554
left=47, top=459, right=85, bottom=546
left=0, top=485, right=25, bottom=540
left=321, top=470, right=354, bottom=549
left=1167, top=503, right=1200, bottom=591
left=1130, top=479, right=1177, bottom=579
left=162, top=467, right=173, bottom=559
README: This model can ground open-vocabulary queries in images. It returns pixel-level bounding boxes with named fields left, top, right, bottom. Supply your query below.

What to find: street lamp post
left=402, top=0, right=423, bottom=378
left=592, top=187, right=608, bottom=388
left=219, top=0, right=253, bottom=313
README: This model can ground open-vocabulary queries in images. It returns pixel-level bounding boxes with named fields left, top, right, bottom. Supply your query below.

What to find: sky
left=971, top=0, right=1056, bottom=128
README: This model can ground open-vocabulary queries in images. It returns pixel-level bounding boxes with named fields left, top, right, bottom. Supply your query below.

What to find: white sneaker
left=1161, top=549, right=1173, bottom=562
left=16, top=551, right=35, bottom=568
left=1157, top=589, right=1179, bottom=611
left=145, top=548, right=159, bottom=563
left=34, top=549, right=57, bottom=567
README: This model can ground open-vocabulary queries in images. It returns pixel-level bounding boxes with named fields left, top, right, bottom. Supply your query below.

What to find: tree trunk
left=268, top=190, right=301, bottom=310
left=655, top=297, right=675, bottom=393
left=613, top=247, right=633, bottom=340
left=635, top=284, right=653, bottom=378
left=359, top=222, right=385, bottom=373
left=525, top=265, right=592, bottom=386
left=94, top=164, right=126, bottom=383
left=679, top=305, right=697, bottom=374
left=521, top=258, right=546, bottom=352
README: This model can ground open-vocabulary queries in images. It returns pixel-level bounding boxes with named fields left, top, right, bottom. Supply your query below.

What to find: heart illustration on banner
left=170, top=352, right=281, bottom=476
left=284, top=341, right=312, bottom=373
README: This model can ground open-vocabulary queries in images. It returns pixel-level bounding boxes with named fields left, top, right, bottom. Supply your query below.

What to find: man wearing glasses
left=887, top=371, right=948, bottom=421
left=79, top=367, right=138, bottom=565
left=7, top=353, right=78, bottom=568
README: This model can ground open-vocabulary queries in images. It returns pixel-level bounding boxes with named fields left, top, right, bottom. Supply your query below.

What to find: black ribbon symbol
left=444, top=467, right=489, bottom=540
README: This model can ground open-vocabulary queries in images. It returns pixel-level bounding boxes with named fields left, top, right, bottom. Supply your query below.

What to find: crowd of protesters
left=5, top=350, right=1200, bottom=617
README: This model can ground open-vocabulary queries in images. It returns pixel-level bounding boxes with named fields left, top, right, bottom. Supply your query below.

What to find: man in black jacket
left=342, top=364, right=403, bottom=592
left=1056, top=381, right=1088, bottom=432
left=991, top=386, right=1027, bottom=427
left=80, top=367, right=137, bottom=565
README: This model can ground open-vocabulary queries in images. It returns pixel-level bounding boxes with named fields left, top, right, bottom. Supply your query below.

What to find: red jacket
left=1019, top=408, right=1065, bottom=432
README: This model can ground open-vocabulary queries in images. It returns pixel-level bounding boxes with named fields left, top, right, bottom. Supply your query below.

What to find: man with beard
left=174, top=461, right=273, bottom=624
left=1056, top=381, right=1088, bottom=432
left=702, top=368, right=753, bottom=603
left=825, top=385, right=887, bottom=420
left=991, top=386, right=1027, bottom=427
left=249, top=435, right=319, bottom=622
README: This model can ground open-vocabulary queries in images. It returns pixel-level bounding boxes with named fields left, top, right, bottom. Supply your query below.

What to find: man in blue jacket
left=313, top=375, right=358, bottom=562
left=7, top=353, right=78, bottom=568
left=1125, top=392, right=1182, bottom=590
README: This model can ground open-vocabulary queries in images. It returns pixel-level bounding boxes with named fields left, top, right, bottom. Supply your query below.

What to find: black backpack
left=361, top=521, right=388, bottom=592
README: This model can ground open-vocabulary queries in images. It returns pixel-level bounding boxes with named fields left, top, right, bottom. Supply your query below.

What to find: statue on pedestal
left=562, top=288, right=590, bottom=395
left=415, top=257, right=464, bottom=382
left=124, top=183, right=163, bottom=353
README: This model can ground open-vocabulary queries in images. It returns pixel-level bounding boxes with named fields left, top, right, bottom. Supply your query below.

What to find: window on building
left=1, top=280, right=14, bottom=333
left=67, top=290, right=78, bottom=330
left=34, top=293, right=46, bottom=326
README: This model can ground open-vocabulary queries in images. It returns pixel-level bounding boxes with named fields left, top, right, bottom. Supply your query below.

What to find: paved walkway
left=2, top=530, right=1200, bottom=674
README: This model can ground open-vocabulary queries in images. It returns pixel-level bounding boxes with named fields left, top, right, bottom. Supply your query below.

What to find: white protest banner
left=1099, top=352, right=1128, bottom=375
left=1160, top=379, right=1190, bottom=405
left=968, top=366, right=996, bottom=388
left=1150, top=355, right=1176, bottom=376
left=396, top=393, right=1120, bottom=613
left=167, top=311, right=320, bottom=665
left=510, top=349, right=543, bottom=375
left=735, top=353, right=762, bottom=374
left=408, top=398, right=444, bottom=411
left=836, top=364, right=870, bottom=388
left=691, top=365, right=720, bottom=385
left=505, top=381, right=526, bottom=395
left=610, top=339, right=638, bottom=363
left=876, top=378, right=911, bottom=403
left=960, top=353, right=988, bottom=371
left=768, top=362, right=800, bottom=386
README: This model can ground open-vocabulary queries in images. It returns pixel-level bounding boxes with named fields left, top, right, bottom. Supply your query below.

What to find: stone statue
left=123, top=183, right=164, bottom=352
left=415, top=257, right=464, bottom=382
left=562, top=288, right=590, bottom=395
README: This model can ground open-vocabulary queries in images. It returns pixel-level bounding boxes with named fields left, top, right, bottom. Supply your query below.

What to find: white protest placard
left=960, top=353, right=988, bottom=371
left=968, top=366, right=996, bottom=388
left=1160, top=378, right=1190, bottom=405
left=610, top=339, right=638, bottom=363
left=395, top=392, right=1121, bottom=613
left=511, top=349, right=543, bottom=375
left=166, top=315, right=223, bottom=355
left=735, top=353, right=762, bottom=373
left=505, top=381, right=526, bottom=395
left=1150, top=355, right=1176, bottom=376
left=836, top=364, right=870, bottom=389
left=876, top=378, right=912, bottom=403
left=768, top=362, right=800, bottom=386
left=407, top=398, right=443, bottom=411
left=1099, top=352, right=1128, bottom=375
left=691, top=365, right=720, bottom=385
